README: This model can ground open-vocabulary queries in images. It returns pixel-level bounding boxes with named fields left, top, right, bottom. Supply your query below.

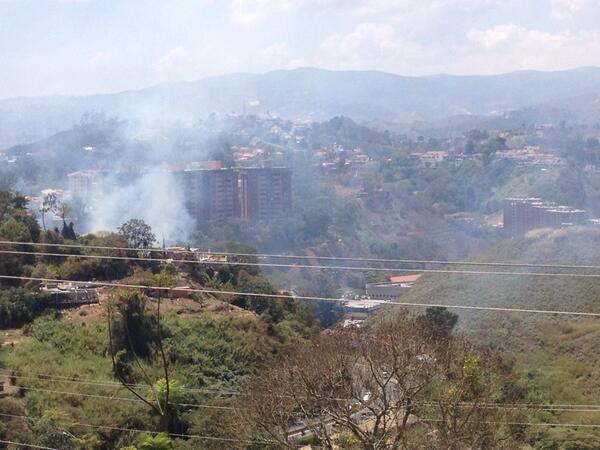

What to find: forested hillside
left=0, top=188, right=544, bottom=449
left=391, top=227, right=600, bottom=448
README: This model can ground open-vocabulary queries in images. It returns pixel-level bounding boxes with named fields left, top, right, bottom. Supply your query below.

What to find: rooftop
left=389, top=274, right=422, bottom=284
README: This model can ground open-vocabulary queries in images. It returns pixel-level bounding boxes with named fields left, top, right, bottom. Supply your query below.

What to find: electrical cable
left=2, top=274, right=599, bottom=317
left=0, top=440, right=59, bottom=450
left=4, top=371, right=600, bottom=413
left=418, top=418, right=600, bottom=429
left=2, top=411, right=598, bottom=438
left=3, top=249, right=600, bottom=276
left=15, top=385, right=235, bottom=410
left=0, top=412, right=278, bottom=445
left=2, top=239, right=600, bottom=270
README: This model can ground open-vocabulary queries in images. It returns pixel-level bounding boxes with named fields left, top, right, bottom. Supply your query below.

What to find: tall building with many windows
left=176, top=169, right=241, bottom=226
left=67, top=170, right=103, bottom=201
left=503, top=197, right=586, bottom=236
left=175, top=167, right=292, bottom=227
left=240, top=167, right=292, bottom=222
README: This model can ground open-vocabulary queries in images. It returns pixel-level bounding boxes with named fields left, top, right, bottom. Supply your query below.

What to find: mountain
left=3, top=67, right=600, bottom=148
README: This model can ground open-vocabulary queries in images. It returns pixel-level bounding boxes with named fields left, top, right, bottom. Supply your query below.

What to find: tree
left=58, top=202, right=71, bottom=226
left=62, top=222, right=77, bottom=240
left=110, top=289, right=157, bottom=359
left=57, top=203, right=77, bottom=240
left=152, top=378, right=187, bottom=433
left=242, top=314, right=526, bottom=449
left=151, top=270, right=177, bottom=431
left=0, top=218, right=32, bottom=278
left=107, top=290, right=166, bottom=427
left=39, top=192, right=58, bottom=231
left=417, top=307, right=458, bottom=339
left=107, top=284, right=182, bottom=434
left=464, top=140, right=476, bottom=155
left=118, top=219, right=156, bottom=249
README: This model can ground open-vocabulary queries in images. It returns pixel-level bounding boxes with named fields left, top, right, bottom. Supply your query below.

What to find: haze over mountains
left=2, top=66, right=600, bottom=147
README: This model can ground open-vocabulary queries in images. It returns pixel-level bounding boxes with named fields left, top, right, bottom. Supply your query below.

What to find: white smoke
left=88, top=169, right=194, bottom=244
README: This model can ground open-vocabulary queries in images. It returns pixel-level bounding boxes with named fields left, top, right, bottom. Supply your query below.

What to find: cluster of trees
left=0, top=198, right=161, bottom=328
left=237, top=310, right=528, bottom=449
left=3, top=297, right=536, bottom=449
left=0, top=280, right=314, bottom=449
left=0, top=202, right=586, bottom=449
left=0, top=288, right=53, bottom=328
left=376, top=149, right=516, bottom=215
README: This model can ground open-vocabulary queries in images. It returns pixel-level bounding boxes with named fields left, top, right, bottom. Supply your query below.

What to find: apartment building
left=176, top=168, right=241, bottom=225
left=503, top=197, right=586, bottom=236
left=176, top=167, right=292, bottom=226
left=67, top=170, right=103, bottom=201
left=240, top=167, right=292, bottom=222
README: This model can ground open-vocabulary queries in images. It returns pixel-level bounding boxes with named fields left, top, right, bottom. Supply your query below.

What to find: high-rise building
left=240, top=167, right=292, bottom=222
left=176, top=169, right=241, bottom=225
left=67, top=170, right=103, bottom=201
left=176, top=166, right=292, bottom=227
left=503, top=198, right=586, bottom=236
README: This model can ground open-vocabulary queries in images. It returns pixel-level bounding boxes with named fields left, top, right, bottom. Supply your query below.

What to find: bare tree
left=39, top=192, right=58, bottom=231
left=242, top=314, right=526, bottom=449
left=58, top=202, right=71, bottom=226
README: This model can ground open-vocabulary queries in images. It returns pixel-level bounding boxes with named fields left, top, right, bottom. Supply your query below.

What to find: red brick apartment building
left=175, top=167, right=291, bottom=226
left=176, top=168, right=241, bottom=225
left=240, top=167, right=292, bottom=222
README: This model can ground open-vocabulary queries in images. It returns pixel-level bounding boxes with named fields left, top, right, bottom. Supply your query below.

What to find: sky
left=1, top=0, right=600, bottom=98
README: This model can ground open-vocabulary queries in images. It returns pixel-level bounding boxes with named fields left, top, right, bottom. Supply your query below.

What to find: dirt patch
left=63, top=303, right=107, bottom=325
left=334, top=184, right=360, bottom=198
left=145, top=297, right=259, bottom=320
left=0, top=328, right=30, bottom=347
left=0, top=372, right=19, bottom=397
left=60, top=291, right=259, bottom=325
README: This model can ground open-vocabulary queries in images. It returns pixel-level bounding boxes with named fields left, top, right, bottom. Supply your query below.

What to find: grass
left=0, top=308, right=293, bottom=447
left=384, top=227, right=600, bottom=445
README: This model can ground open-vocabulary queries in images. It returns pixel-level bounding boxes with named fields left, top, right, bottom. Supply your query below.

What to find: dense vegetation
left=392, top=227, right=600, bottom=448
left=1, top=306, right=310, bottom=448
left=1, top=289, right=532, bottom=449
left=0, top=186, right=556, bottom=448
left=2, top=111, right=600, bottom=449
left=0, top=191, right=321, bottom=448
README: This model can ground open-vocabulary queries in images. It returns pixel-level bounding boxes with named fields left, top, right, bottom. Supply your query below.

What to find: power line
left=418, top=418, right=600, bottom=429
left=0, top=249, right=473, bottom=274
left=2, top=274, right=599, bottom=317
left=0, top=412, right=278, bottom=445
left=18, top=385, right=600, bottom=414
left=4, top=371, right=600, bottom=413
left=4, top=248, right=600, bottom=277
left=2, top=411, right=599, bottom=440
left=0, top=370, right=240, bottom=396
left=16, top=385, right=235, bottom=410
left=2, top=239, right=600, bottom=271
left=0, top=440, right=59, bottom=450
left=414, top=401, right=600, bottom=413
left=5, top=376, right=600, bottom=438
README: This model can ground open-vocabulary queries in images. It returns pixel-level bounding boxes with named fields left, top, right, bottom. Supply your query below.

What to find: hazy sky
left=1, top=0, right=600, bottom=98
